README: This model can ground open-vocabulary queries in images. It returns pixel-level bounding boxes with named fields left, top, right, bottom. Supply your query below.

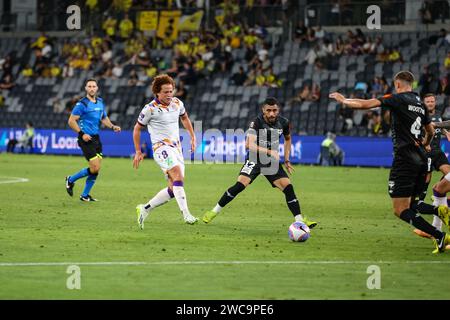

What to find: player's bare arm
left=101, top=117, right=121, bottom=132
left=283, top=133, right=294, bottom=174
left=433, top=120, right=450, bottom=130
left=180, top=112, right=196, bottom=153
left=68, top=114, right=91, bottom=142
left=132, top=122, right=145, bottom=169
left=329, top=92, right=381, bottom=109
left=246, top=133, right=279, bottom=160
left=422, top=123, right=435, bottom=152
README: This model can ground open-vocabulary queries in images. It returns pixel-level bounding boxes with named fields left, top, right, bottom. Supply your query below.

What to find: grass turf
left=0, top=153, right=449, bottom=299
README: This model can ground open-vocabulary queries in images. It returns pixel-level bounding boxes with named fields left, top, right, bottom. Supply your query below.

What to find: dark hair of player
left=84, top=78, right=98, bottom=86
left=262, top=97, right=279, bottom=107
left=423, top=93, right=435, bottom=99
left=393, top=71, right=414, bottom=85
left=151, top=74, right=175, bottom=96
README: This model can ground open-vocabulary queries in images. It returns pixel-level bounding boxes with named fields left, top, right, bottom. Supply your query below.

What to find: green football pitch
left=0, top=153, right=449, bottom=299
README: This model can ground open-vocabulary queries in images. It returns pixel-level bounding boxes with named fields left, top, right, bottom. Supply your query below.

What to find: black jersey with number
left=247, top=115, right=290, bottom=150
left=377, top=92, right=431, bottom=155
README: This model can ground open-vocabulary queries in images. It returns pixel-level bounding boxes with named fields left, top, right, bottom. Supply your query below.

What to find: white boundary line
left=1, top=260, right=450, bottom=267
left=0, top=176, right=29, bottom=184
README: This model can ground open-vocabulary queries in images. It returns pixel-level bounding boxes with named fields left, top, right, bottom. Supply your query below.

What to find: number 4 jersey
left=377, top=92, right=431, bottom=157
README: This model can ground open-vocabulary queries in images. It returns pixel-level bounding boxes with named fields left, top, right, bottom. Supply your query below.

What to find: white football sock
left=173, top=185, right=190, bottom=216
left=433, top=196, right=447, bottom=206
left=432, top=215, right=443, bottom=231
left=143, top=188, right=173, bottom=219
left=294, top=214, right=304, bottom=222
left=213, top=204, right=223, bottom=214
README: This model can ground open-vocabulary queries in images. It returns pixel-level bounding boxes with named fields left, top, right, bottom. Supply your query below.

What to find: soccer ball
left=288, top=222, right=310, bottom=242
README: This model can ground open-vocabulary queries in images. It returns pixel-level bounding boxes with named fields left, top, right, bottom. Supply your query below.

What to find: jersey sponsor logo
left=139, top=112, right=145, bottom=120
left=408, top=105, right=425, bottom=115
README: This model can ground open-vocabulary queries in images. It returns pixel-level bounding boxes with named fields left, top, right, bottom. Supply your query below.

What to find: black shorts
left=388, top=154, right=427, bottom=198
left=239, top=159, right=289, bottom=187
left=78, top=135, right=103, bottom=161
left=426, top=151, right=449, bottom=172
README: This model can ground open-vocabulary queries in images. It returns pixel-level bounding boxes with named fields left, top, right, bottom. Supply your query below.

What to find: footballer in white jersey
left=132, top=74, right=198, bottom=226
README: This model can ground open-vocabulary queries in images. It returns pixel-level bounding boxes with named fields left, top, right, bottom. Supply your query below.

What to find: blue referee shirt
left=71, top=97, right=107, bottom=136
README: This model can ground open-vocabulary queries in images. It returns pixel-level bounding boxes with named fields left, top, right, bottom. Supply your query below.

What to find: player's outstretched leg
left=136, top=187, right=175, bottom=229
left=65, top=168, right=90, bottom=196
left=282, top=183, right=317, bottom=229
left=203, top=181, right=246, bottom=224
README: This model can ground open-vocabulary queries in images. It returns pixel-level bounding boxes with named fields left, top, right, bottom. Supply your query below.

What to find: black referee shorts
left=78, top=134, right=103, bottom=161
left=239, top=159, right=289, bottom=188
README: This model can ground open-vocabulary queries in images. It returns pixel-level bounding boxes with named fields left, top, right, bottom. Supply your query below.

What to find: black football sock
left=410, top=200, right=439, bottom=216
left=418, top=182, right=430, bottom=202
left=218, top=182, right=246, bottom=207
left=399, top=209, right=443, bottom=240
left=283, top=184, right=301, bottom=217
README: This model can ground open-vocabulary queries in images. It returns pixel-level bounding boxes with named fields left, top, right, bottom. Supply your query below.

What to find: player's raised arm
left=329, top=92, right=381, bottom=109
left=132, top=122, right=145, bottom=169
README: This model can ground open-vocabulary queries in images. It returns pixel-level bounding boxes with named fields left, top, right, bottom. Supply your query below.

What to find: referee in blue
left=65, top=78, right=121, bottom=201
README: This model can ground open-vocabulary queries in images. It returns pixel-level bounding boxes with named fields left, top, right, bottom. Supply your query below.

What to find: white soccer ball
left=288, top=221, right=310, bottom=242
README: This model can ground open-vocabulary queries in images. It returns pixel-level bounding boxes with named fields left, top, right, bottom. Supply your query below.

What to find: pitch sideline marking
left=1, top=260, right=450, bottom=267
left=0, top=176, right=29, bottom=184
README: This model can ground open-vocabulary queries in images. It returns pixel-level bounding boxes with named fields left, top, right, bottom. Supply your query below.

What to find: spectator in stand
left=380, top=76, right=392, bottom=95
left=230, top=66, right=247, bottom=85
left=419, top=65, right=442, bottom=96
left=119, top=13, right=134, bottom=40
left=334, top=36, right=345, bottom=56
left=367, top=111, right=389, bottom=137
left=369, top=76, right=383, bottom=97
left=338, top=102, right=354, bottom=134
left=102, top=15, right=117, bottom=39
left=294, top=20, right=307, bottom=43
left=315, top=25, right=325, bottom=41
left=306, top=27, right=316, bottom=44
left=175, top=80, right=188, bottom=100
left=388, top=47, right=403, bottom=63
left=310, top=83, right=321, bottom=102
left=419, top=0, right=433, bottom=24
left=0, top=74, right=15, bottom=90
left=128, top=69, right=139, bottom=86
left=444, top=51, right=450, bottom=70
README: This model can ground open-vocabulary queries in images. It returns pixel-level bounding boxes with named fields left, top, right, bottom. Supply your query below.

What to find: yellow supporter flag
left=157, top=11, right=181, bottom=40
left=179, top=11, right=204, bottom=32
left=137, top=11, right=158, bottom=31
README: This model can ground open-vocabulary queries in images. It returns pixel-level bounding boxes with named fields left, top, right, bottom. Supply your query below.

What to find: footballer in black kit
left=202, top=97, right=318, bottom=229
left=330, top=71, right=450, bottom=253
left=239, top=113, right=290, bottom=186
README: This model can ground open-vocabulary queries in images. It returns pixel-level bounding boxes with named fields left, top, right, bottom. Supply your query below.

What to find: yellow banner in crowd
left=157, top=10, right=181, bottom=40
left=137, top=11, right=158, bottom=31
left=179, top=10, right=204, bottom=32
